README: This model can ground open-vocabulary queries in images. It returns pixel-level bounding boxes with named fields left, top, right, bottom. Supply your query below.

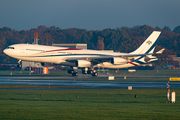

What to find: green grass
left=0, top=88, right=180, bottom=119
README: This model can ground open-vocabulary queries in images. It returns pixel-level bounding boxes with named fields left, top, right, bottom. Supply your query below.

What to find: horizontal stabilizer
left=156, top=48, right=165, bottom=54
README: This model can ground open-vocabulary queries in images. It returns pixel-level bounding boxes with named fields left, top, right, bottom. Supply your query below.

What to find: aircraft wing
left=66, top=54, right=147, bottom=61
left=66, top=53, right=155, bottom=61
left=66, top=48, right=165, bottom=63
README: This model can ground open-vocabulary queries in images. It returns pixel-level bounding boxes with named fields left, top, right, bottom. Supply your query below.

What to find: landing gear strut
left=82, top=68, right=88, bottom=74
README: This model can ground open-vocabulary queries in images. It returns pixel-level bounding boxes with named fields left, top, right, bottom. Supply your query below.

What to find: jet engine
left=110, top=57, right=127, bottom=64
left=75, top=60, right=91, bottom=67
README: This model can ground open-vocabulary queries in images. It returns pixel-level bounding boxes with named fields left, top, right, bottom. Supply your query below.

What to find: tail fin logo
left=146, top=40, right=152, bottom=45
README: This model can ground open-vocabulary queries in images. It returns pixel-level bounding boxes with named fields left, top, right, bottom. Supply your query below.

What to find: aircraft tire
left=87, top=70, right=93, bottom=74
left=17, top=64, right=21, bottom=68
left=92, top=72, right=98, bottom=76
left=72, top=72, right=78, bottom=76
left=68, top=70, right=74, bottom=74
left=82, top=70, right=87, bottom=74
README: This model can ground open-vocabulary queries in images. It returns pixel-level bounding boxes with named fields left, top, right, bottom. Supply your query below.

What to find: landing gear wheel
left=17, top=64, right=21, bottom=68
left=82, top=70, right=87, bottom=74
left=92, top=72, right=98, bottom=76
left=68, top=69, right=74, bottom=74
left=72, top=72, right=78, bottom=76
left=17, top=60, right=22, bottom=68
left=87, top=70, right=93, bottom=74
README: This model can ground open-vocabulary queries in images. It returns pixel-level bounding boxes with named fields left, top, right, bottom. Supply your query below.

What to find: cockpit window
left=7, top=47, right=15, bottom=49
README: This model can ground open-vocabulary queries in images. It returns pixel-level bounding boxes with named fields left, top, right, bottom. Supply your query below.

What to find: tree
left=0, top=27, right=12, bottom=32
left=163, top=26, right=171, bottom=31
left=173, top=26, right=180, bottom=34
left=0, top=37, right=7, bottom=54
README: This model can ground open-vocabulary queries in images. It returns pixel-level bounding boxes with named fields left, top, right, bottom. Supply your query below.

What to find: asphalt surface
left=0, top=76, right=180, bottom=90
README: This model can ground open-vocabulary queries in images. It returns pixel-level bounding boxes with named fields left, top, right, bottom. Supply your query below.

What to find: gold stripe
left=139, top=47, right=145, bottom=54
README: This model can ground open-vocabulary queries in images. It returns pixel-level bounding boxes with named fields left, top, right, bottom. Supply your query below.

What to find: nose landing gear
left=17, top=60, right=22, bottom=68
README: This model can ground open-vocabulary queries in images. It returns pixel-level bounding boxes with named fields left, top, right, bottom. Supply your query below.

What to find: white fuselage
left=3, top=44, right=138, bottom=69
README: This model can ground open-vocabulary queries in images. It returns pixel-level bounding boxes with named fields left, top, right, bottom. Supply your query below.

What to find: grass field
left=0, top=87, right=180, bottom=120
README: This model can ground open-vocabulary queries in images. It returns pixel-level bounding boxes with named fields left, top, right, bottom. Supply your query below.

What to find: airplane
left=3, top=31, right=164, bottom=76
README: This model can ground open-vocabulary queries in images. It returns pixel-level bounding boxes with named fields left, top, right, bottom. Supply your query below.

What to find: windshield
left=7, top=47, right=15, bottom=49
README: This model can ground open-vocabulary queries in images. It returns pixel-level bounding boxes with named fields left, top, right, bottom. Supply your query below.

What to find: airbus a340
left=3, top=31, right=164, bottom=76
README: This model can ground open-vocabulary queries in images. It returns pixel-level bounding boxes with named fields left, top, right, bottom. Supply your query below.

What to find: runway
left=0, top=76, right=180, bottom=90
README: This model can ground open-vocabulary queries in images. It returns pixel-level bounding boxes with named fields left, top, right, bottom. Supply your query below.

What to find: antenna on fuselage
left=33, top=32, right=39, bottom=44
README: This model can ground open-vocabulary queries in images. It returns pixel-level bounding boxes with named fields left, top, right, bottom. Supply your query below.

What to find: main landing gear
left=67, top=69, right=79, bottom=76
left=67, top=68, right=98, bottom=77
left=83, top=69, right=98, bottom=76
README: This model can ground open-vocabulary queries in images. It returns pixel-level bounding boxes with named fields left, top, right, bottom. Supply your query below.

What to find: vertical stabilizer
left=130, top=31, right=161, bottom=54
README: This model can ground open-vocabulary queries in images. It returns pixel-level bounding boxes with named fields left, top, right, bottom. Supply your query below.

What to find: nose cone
left=3, top=49, right=7, bottom=54
left=3, top=49, right=10, bottom=56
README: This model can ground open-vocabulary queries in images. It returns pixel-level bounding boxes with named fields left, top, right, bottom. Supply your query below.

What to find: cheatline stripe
left=40, top=48, right=81, bottom=53
left=20, top=54, right=113, bottom=57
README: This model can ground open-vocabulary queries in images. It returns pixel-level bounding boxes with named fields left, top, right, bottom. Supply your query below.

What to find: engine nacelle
left=75, top=60, right=91, bottom=68
left=144, top=56, right=158, bottom=63
left=41, top=62, right=45, bottom=66
left=110, top=57, right=127, bottom=64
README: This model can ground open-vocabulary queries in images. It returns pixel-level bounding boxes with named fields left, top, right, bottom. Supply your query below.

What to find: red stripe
left=127, top=62, right=138, bottom=66
left=42, top=48, right=81, bottom=53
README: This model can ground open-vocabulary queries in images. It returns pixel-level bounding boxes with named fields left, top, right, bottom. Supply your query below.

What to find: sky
left=0, top=0, right=180, bottom=31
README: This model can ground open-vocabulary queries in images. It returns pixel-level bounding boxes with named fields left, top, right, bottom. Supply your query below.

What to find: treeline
left=1, top=25, right=180, bottom=67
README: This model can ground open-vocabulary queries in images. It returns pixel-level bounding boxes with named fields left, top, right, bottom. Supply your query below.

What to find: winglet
left=156, top=48, right=165, bottom=54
